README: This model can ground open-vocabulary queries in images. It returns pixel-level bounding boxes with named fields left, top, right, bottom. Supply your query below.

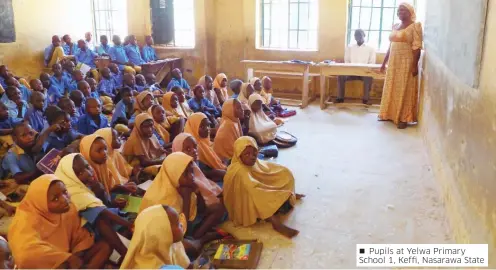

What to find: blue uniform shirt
left=0, top=117, right=20, bottom=129
left=97, top=44, right=112, bottom=55
left=111, top=71, right=123, bottom=87
left=167, top=78, right=191, bottom=93
left=49, top=75, right=67, bottom=96
left=125, top=44, right=145, bottom=65
left=62, top=71, right=72, bottom=82
left=2, top=145, right=37, bottom=176
left=18, top=85, right=31, bottom=103
left=142, top=45, right=157, bottom=62
left=108, top=45, right=129, bottom=70
left=77, top=114, right=109, bottom=135
left=44, top=129, right=82, bottom=152
left=111, top=99, right=134, bottom=125
left=135, top=84, right=146, bottom=93
left=75, top=49, right=98, bottom=68
left=24, top=107, right=46, bottom=133
left=2, top=98, right=28, bottom=122
left=0, top=77, right=6, bottom=89
left=187, top=98, right=219, bottom=116
left=97, top=78, right=116, bottom=97
left=62, top=43, right=79, bottom=55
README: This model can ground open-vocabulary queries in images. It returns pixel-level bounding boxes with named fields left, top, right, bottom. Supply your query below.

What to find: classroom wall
left=0, top=0, right=93, bottom=79
left=421, top=0, right=496, bottom=264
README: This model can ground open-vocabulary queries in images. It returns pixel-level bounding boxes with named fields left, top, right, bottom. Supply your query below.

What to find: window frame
left=258, top=0, right=319, bottom=51
left=346, top=0, right=417, bottom=52
left=156, top=0, right=196, bottom=49
left=91, top=0, right=128, bottom=46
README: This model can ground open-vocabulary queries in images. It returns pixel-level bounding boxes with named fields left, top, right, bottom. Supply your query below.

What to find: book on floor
left=36, top=149, right=62, bottom=174
left=211, top=240, right=263, bottom=269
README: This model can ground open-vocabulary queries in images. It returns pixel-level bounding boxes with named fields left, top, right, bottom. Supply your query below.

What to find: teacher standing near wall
left=379, top=3, right=423, bottom=129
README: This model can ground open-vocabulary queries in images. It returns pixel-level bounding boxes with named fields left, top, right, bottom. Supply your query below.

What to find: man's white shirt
left=344, top=43, right=376, bottom=64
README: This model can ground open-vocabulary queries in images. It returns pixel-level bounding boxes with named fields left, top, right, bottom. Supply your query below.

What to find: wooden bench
left=241, top=60, right=317, bottom=108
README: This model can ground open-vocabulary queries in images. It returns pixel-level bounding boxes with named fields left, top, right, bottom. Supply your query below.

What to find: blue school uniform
left=108, top=45, right=129, bottom=71
left=75, top=49, right=98, bottom=68
left=77, top=114, right=109, bottom=135
left=43, top=44, right=58, bottom=66
left=125, top=44, right=145, bottom=65
left=50, top=75, right=67, bottom=96
left=0, top=117, right=19, bottom=129
left=75, top=106, right=84, bottom=118
left=167, top=78, right=191, bottom=93
left=62, top=43, right=79, bottom=55
left=148, top=83, right=161, bottom=92
left=188, top=98, right=219, bottom=117
left=111, top=99, right=134, bottom=125
left=135, top=84, right=146, bottom=93
left=2, top=98, right=28, bottom=122
left=90, top=91, right=100, bottom=99
left=44, top=129, right=82, bottom=152
left=62, top=71, right=72, bottom=82
left=47, top=85, right=63, bottom=105
left=67, top=80, right=81, bottom=93
left=142, top=45, right=158, bottom=62
left=97, top=44, right=112, bottom=55
left=2, top=145, right=37, bottom=176
left=97, top=78, right=116, bottom=98
left=0, top=77, right=6, bottom=89
left=70, top=115, right=79, bottom=130
left=232, top=93, right=239, bottom=99
left=18, top=85, right=31, bottom=102
left=111, top=71, right=123, bottom=87
left=24, top=107, right=46, bottom=133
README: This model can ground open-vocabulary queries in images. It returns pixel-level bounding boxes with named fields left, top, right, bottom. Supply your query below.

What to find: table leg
left=301, top=65, right=310, bottom=108
left=320, top=73, right=326, bottom=109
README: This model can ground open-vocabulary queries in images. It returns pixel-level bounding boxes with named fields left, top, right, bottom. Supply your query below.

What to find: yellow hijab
left=213, top=99, right=243, bottom=160
left=80, top=134, right=123, bottom=194
left=147, top=105, right=171, bottom=144
left=134, top=90, right=154, bottom=113
left=213, top=73, right=229, bottom=101
left=120, top=205, right=190, bottom=269
left=199, top=75, right=220, bottom=107
left=95, top=127, right=133, bottom=179
left=168, top=89, right=193, bottom=118
left=139, top=152, right=197, bottom=221
left=248, top=93, right=277, bottom=144
left=223, top=136, right=295, bottom=226
left=184, top=113, right=226, bottom=170
left=255, top=76, right=271, bottom=105
left=173, top=133, right=222, bottom=206
left=54, top=153, right=105, bottom=213
left=8, top=175, right=94, bottom=269
left=122, top=113, right=164, bottom=160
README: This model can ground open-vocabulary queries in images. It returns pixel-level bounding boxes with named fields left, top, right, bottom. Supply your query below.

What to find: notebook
left=211, top=240, right=263, bottom=269
left=114, top=194, right=142, bottom=213
left=36, top=149, right=62, bottom=174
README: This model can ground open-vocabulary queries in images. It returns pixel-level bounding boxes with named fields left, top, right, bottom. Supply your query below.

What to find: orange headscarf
left=80, top=134, right=125, bottom=194
left=122, top=113, right=164, bottom=160
left=134, top=91, right=154, bottom=113
left=213, top=73, right=229, bottom=101
left=184, top=113, right=226, bottom=170
left=8, top=175, right=94, bottom=269
left=162, top=92, right=177, bottom=114
left=147, top=105, right=171, bottom=144
left=213, top=99, right=243, bottom=160
left=95, top=128, right=133, bottom=179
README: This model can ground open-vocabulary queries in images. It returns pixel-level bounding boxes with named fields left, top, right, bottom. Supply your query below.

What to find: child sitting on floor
left=111, top=87, right=135, bottom=127
left=70, top=89, right=85, bottom=117
left=0, top=236, right=14, bottom=269
left=40, top=72, right=62, bottom=105
left=123, top=73, right=137, bottom=93
left=77, top=98, right=109, bottom=135
left=213, top=99, right=244, bottom=161
left=2, top=122, right=57, bottom=185
left=145, top=73, right=162, bottom=93
left=0, top=101, right=20, bottom=151
left=50, top=63, right=68, bottom=98
left=170, top=86, right=193, bottom=119
left=198, top=75, right=221, bottom=113
left=135, top=74, right=147, bottom=93
left=5, top=76, right=31, bottom=103
left=85, top=77, right=100, bottom=99
left=248, top=94, right=278, bottom=144
left=184, top=113, right=226, bottom=182
left=123, top=113, right=167, bottom=169
left=29, top=78, right=48, bottom=109
left=8, top=175, right=112, bottom=269
left=97, top=67, right=117, bottom=100
left=55, top=153, right=134, bottom=260
left=58, top=97, right=78, bottom=129
left=230, top=79, right=242, bottom=99
left=148, top=104, right=183, bottom=148
left=68, top=70, right=85, bottom=93
left=187, top=85, right=219, bottom=127
left=109, top=63, right=123, bottom=87
left=44, top=107, right=84, bottom=152
left=2, top=86, right=28, bottom=122
left=223, top=136, right=304, bottom=238
left=62, top=60, right=75, bottom=81
left=24, top=91, right=47, bottom=133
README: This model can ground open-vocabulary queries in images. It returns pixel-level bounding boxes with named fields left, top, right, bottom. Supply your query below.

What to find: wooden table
left=141, top=58, right=183, bottom=87
left=241, top=60, right=318, bottom=108
left=317, top=63, right=385, bottom=109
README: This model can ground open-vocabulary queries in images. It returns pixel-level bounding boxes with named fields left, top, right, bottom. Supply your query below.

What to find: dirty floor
left=219, top=103, right=452, bottom=268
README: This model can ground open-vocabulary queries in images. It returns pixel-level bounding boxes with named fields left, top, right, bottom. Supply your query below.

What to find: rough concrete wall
left=422, top=0, right=496, bottom=265
left=0, top=0, right=93, bottom=79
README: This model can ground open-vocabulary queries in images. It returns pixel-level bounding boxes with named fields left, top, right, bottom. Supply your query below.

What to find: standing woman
left=379, top=3, right=423, bottom=129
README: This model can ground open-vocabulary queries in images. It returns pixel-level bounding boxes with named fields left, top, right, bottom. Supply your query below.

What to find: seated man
left=77, top=98, right=109, bottom=135
left=141, top=35, right=158, bottom=63
left=337, top=29, right=376, bottom=105
left=62, top=34, right=79, bottom=56
left=44, top=35, right=66, bottom=67
left=166, top=68, right=191, bottom=95
left=108, top=35, right=141, bottom=75
left=75, top=39, right=99, bottom=80
left=125, top=35, right=145, bottom=66
left=97, top=35, right=111, bottom=56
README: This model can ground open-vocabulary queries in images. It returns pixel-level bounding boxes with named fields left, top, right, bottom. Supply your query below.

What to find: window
left=259, top=0, right=318, bottom=50
left=170, top=0, right=195, bottom=47
left=91, top=0, right=127, bottom=44
left=347, top=0, right=416, bottom=52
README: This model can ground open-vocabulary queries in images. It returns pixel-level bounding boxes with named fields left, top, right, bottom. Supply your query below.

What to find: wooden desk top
left=316, top=62, right=382, bottom=68
left=241, top=60, right=315, bottom=66
left=142, top=58, right=182, bottom=66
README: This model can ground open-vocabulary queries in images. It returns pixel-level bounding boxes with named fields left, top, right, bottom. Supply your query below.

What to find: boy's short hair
left=12, top=122, right=28, bottom=136
left=57, top=97, right=72, bottom=110
left=47, top=109, right=68, bottom=125
left=170, top=86, right=182, bottom=93
left=119, top=86, right=132, bottom=96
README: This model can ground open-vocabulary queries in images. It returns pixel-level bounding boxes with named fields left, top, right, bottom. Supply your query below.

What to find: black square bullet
left=359, top=248, right=365, bottom=254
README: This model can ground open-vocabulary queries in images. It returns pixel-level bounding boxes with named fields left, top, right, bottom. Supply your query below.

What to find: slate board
left=0, top=0, right=15, bottom=43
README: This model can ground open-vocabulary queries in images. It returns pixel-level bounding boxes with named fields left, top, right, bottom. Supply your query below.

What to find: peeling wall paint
left=422, top=0, right=496, bottom=265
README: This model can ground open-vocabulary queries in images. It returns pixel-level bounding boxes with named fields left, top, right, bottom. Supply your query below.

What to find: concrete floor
left=220, top=104, right=453, bottom=268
